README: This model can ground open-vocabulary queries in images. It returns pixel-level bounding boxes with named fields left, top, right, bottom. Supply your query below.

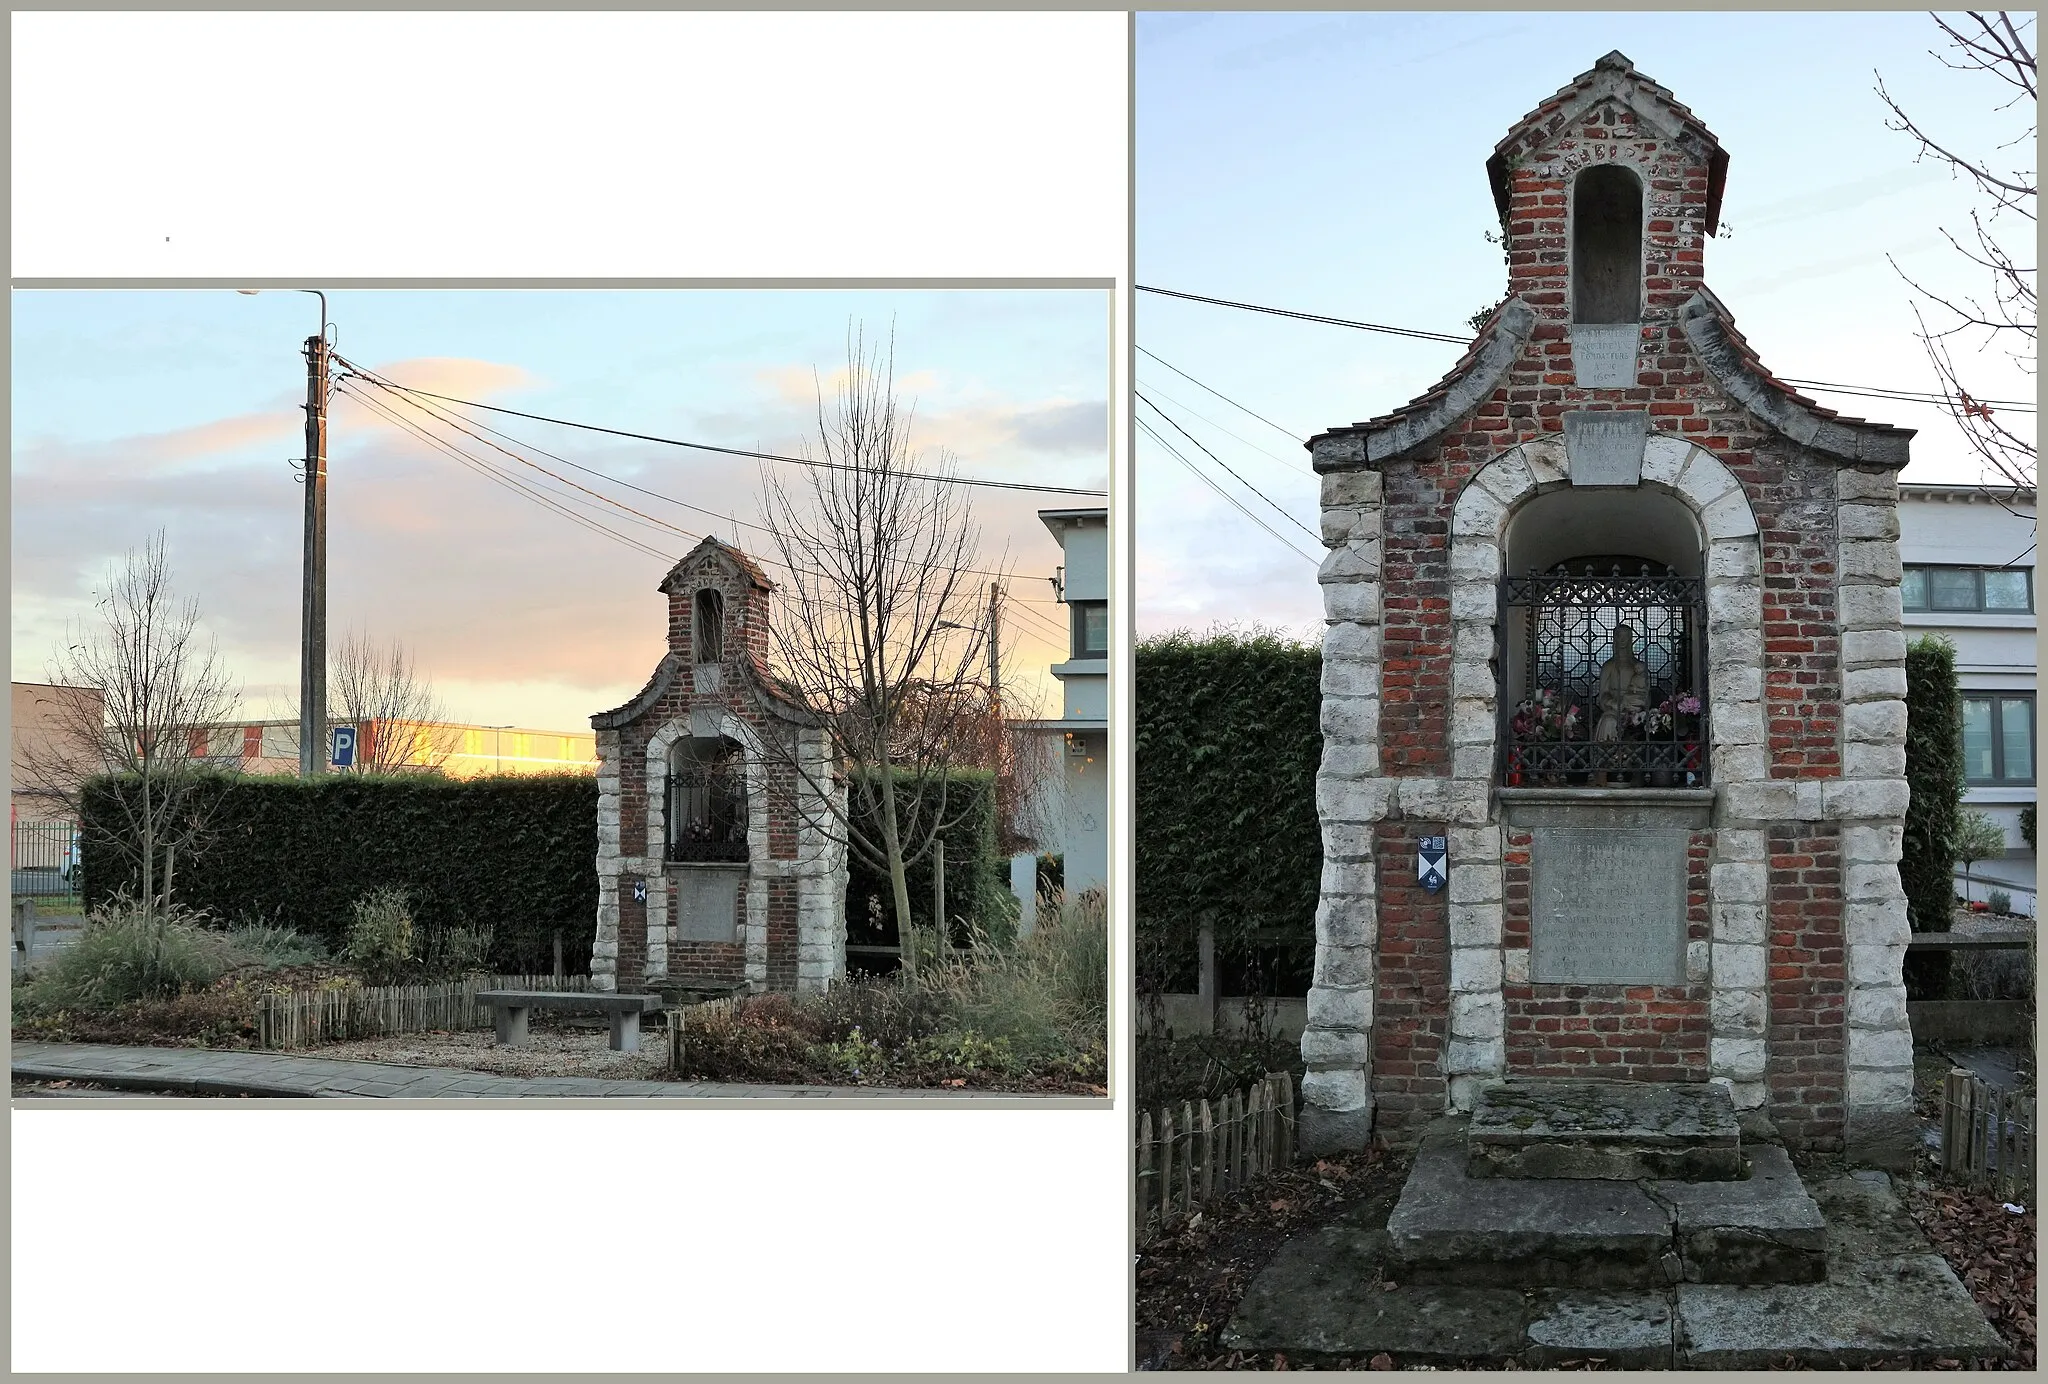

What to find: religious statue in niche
left=1592, top=623, right=1648, bottom=785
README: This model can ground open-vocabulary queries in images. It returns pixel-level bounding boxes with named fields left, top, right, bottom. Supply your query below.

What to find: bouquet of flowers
left=1511, top=687, right=1581, bottom=741
left=1646, top=690, right=1702, bottom=736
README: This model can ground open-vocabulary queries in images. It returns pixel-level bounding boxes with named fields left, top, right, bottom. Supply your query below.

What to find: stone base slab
left=1224, top=1158, right=2004, bottom=1367
left=1468, top=1078, right=1742, bottom=1181
left=1388, top=1121, right=1825, bottom=1288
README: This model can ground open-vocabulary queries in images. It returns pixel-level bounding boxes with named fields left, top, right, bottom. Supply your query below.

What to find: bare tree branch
left=737, top=323, right=1010, bottom=974
left=1878, top=11, right=2038, bottom=491
left=20, top=532, right=241, bottom=911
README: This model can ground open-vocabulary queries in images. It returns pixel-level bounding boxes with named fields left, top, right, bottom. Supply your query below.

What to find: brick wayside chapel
left=1302, top=53, right=1919, bottom=1166
left=588, top=537, right=848, bottom=996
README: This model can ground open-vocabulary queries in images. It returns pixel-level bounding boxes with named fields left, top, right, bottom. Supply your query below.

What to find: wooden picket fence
left=1135, top=1071, right=1296, bottom=1243
left=1940, top=1068, right=2037, bottom=1202
left=253, top=973, right=592, bottom=1049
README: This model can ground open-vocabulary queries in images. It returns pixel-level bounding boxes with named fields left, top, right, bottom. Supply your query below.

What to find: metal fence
left=11, top=820, right=79, bottom=896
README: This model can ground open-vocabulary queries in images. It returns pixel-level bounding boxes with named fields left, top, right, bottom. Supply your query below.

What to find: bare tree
left=269, top=629, right=456, bottom=773
left=1879, top=11, right=2037, bottom=490
left=24, top=532, right=240, bottom=909
left=749, top=325, right=1003, bottom=973
left=329, top=629, right=455, bottom=774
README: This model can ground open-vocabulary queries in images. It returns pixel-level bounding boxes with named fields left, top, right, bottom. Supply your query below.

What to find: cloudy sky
left=1137, top=11, right=2037, bottom=640
left=12, top=288, right=1110, bottom=731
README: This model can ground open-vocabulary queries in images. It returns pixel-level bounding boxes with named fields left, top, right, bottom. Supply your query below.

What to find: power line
left=335, top=377, right=1074, bottom=647
left=336, top=379, right=673, bottom=561
left=1136, top=392, right=1319, bottom=542
left=339, top=359, right=1082, bottom=606
left=1136, top=416, right=1319, bottom=565
left=1140, top=285, right=2039, bottom=413
left=1134, top=375, right=1313, bottom=475
left=1138, top=284, right=1471, bottom=344
left=331, top=358, right=1108, bottom=496
left=1135, top=345, right=1304, bottom=442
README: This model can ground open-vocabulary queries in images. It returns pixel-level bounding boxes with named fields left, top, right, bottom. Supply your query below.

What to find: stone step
left=1468, top=1077, right=1743, bottom=1181
left=1225, top=1155, right=2008, bottom=1368
left=1385, top=1119, right=1825, bottom=1289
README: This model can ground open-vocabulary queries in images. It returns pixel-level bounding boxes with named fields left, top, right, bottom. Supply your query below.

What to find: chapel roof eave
left=1678, top=291, right=1914, bottom=468
left=590, top=651, right=823, bottom=732
left=1309, top=297, right=1538, bottom=472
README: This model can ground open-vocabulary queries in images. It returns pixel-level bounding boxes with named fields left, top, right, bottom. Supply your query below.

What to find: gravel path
left=306, top=1026, right=670, bottom=1080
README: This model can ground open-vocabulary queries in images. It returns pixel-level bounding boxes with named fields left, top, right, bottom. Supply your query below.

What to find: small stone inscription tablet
left=677, top=867, right=744, bottom=943
left=1530, top=828, right=1686, bottom=985
left=1570, top=323, right=1640, bottom=387
left=1564, top=409, right=1650, bottom=487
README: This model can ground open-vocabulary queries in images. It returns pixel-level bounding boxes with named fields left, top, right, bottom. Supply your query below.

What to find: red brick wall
left=1498, top=827, right=1712, bottom=1079
left=1378, top=464, right=1453, bottom=777
left=766, top=877, right=799, bottom=992
left=1766, top=824, right=1847, bottom=1151
left=618, top=882, right=647, bottom=991
left=1371, top=822, right=1448, bottom=1146
left=668, top=941, right=746, bottom=987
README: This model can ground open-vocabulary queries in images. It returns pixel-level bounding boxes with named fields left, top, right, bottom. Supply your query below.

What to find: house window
left=1963, top=693, right=2034, bottom=785
left=694, top=588, right=725, bottom=663
left=1902, top=565, right=2033, bottom=614
left=1071, top=601, right=1108, bottom=659
left=1571, top=164, right=1643, bottom=324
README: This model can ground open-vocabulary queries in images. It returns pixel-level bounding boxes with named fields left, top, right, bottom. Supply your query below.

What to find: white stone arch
left=1441, top=432, right=1771, bottom=1109
left=644, top=708, right=772, bottom=984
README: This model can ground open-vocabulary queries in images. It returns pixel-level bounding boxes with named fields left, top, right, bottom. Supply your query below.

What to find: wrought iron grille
left=666, top=737, right=749, bottom=862
left=1498, top=560, right=1709, bottom=787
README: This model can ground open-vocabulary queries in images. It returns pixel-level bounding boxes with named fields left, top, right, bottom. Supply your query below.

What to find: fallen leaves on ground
left=1135, top=1146, right=1402, bottom=1370
left=1905, top=1181, right=2036, bottom=1370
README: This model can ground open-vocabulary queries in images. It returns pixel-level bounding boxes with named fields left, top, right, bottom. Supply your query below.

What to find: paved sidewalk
left=11, top=1042, right=1053, bottom=1101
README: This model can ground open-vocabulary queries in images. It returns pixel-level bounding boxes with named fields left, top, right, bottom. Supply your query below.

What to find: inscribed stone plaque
left=1529, top=828, right=1686, bottom=985
left=1564, top=409, right=1650, bottom=487
left=1570, top=323, right=1640, bottom=388
left=676, top=866, right=744, bottom=942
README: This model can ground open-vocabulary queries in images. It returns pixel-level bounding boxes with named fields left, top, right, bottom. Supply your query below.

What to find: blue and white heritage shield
left=1418, top=835, right=1447, bottom=893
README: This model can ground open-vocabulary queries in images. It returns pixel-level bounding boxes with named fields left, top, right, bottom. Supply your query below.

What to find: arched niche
left=1496, top=485, right=1707, bottom=776
left=1572, top=163, right=1644, bottom=325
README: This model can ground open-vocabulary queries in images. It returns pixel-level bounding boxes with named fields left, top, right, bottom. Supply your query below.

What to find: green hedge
left=1135, top=629, right=1322, bottom=997
left=844, top=768, right=1010, bottom=953
left=1903, top=635, right=1966, bottom=999
left=80, top=772, right=598, bottom=974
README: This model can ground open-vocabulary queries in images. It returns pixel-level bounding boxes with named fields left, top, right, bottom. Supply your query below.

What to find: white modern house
left=1009, top=508, right=1109, bottom=928
left=1899, top=482, right=2036, bottom=914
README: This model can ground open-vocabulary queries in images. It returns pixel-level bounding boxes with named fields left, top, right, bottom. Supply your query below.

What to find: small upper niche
left=1572, top=164, right=1643, bottom=325
left=694, top=588, right=725, bottom=664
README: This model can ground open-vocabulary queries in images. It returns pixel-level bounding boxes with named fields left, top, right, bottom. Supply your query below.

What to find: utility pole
left=987, top=580, right=1002, bottom=712
left=300, top=326, right=330, bottom=778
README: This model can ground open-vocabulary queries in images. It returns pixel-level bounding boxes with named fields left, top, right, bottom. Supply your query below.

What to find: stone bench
left=476, top=990, right=662, bottom=1054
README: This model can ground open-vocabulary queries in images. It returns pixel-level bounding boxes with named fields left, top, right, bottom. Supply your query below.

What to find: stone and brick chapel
left=587, top=537, right=848, bottom=997
left=1301, top=53, right=1919, bottom=1165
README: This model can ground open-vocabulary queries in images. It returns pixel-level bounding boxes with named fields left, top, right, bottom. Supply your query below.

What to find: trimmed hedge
left=80, top=772, right=597, bottom=975
left=1135, top=629, right=1322, bottom=997
left=1903, top=635, right=1966, bottom=999
left=844, top=768, right=1010, bottom=952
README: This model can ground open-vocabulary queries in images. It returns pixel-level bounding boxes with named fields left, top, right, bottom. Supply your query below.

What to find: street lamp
left=487, top=725, right=514, bottom=775
left=238, top=288, right=332, bottom=778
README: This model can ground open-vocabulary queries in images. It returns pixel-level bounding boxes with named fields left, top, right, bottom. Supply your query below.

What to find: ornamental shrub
left=1135, top=628, right=1321, bottom=1000
left=1903, top=635, right=1966, bottom=998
